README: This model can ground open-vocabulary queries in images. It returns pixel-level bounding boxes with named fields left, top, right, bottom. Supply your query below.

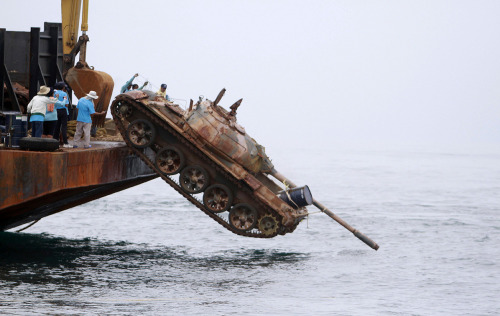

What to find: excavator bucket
left=65, top=67, right=114, bottom=127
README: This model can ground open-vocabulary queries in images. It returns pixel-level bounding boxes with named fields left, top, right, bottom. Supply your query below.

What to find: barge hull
left=0, top=142, right=157, bottom=230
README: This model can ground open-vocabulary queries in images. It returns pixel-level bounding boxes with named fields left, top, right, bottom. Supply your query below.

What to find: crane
left=61, top=0, right=114, bottom=127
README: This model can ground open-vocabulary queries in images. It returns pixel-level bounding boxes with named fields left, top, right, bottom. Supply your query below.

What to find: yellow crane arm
left=61, top=0, right=114, bottom=128
left=61, top=0, right=91, bottom=69
left=81, top=0, right=89, bottom=32
left=61, top=0, right=89, bottom=55
left=61, top=0, right=82, bottom=55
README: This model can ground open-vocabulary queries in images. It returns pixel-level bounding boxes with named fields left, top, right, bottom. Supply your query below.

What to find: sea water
left=1, top=145, right=499, bottom=315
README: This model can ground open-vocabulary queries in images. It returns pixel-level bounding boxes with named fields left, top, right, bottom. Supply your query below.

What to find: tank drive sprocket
left=258, top=215, right=279, bottom=236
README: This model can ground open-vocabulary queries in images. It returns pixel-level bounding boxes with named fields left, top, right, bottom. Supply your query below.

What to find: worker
left=156, top=83, right=171, bottom=101
left=120, top=73, right=148, bottom=93
left=73, top=91, right=105, bottom=148
left=26, top=86, right=61, bottom=138
left=52, top=82, right=72, bottom=148
left=42, top=88, right=58, bottom=139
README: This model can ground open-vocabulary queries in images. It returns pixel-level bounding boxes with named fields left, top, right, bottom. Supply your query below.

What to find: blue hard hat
left=161, top=83, right=167, bottom=89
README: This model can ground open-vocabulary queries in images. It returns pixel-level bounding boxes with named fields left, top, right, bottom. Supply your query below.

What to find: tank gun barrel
left=270, top=170, right=380, bottom=251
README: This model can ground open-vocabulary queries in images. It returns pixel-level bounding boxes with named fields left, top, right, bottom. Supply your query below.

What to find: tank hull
left=0, top=142, right=157, bottom=230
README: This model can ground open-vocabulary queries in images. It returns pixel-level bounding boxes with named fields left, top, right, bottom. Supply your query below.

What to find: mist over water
left=3, top=1, right=500, bottom=150
left=1, top=145, right=499, bottom=315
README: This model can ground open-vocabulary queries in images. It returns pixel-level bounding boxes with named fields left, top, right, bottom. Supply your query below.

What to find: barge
left=0, top=21, right=157, bottom=231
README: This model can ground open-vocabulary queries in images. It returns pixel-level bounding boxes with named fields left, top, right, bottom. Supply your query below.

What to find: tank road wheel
left=179, top=165, right=209, bottom=194
left=155, top=146, right=185, bottom=175
left=258, top=215, right=279, bottom=236
left=114, top=101, right=133, bottom=118
left=228, top=203, right=258, bottom=232
left=203, top=184, right=233, bottom=213
left=126, top=119, right=156, bottom=148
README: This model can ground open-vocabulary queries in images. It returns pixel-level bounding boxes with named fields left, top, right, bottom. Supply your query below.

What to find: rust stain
left=0, top=146, right=140, bottom=212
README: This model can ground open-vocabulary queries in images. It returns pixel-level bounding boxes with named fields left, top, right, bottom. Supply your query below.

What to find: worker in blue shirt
left=73, top=91, right=105, bottom=148
left=120, top=73, right=148, bottom=93
left=53, top=82, right=72, bottom=148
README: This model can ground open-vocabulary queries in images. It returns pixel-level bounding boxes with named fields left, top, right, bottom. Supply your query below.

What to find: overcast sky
left=2, top=0, right=500, bottom=152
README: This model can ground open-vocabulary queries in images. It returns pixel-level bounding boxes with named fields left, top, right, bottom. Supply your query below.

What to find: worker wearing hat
left=73, top=91, right=105, bottom=148
left=26, top=85, right=64, bottom=137
left=156, top=83, right=171, bottom=101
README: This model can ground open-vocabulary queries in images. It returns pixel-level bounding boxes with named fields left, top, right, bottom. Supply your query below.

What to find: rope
left=305, top=210, right=323, bottom=216
left=136, top=74, right=180, bottom=106
left=281, top=179, right=323, bottom=228
left=138, top=75, right=167, bottom=94
left=282, top=180, right=300, bottom=210
left=137, top=75, right=155, bottom=91
left=304, top=210, right=324, bottom=228
left=15, top=219, right=40, bottom=232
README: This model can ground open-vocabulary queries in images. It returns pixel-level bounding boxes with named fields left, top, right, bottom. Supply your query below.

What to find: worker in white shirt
left=26, top=86, right=64, bottom=137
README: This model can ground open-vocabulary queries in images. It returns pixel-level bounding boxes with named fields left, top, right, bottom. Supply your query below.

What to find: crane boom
left=81, top=0, right=89, bottom=32
left=60, top=0, right=114, bottom=128
left=61, top=0, right=82, bottom=56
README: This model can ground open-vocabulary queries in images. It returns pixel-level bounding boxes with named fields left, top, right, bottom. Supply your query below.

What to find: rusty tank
left=111, top=89, right=307, bottom=238
left=111, top=88, right=380, bottom=248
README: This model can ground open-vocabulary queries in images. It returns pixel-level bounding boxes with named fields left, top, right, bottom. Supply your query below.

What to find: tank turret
left=184, top=96, right=274, bottom=174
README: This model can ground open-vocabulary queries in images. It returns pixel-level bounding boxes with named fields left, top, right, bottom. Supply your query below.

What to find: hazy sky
left=2, top=0, right=500, bottom=151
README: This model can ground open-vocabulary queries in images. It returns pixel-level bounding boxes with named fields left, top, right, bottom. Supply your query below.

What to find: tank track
left=112, top=95, right=295, bottom=238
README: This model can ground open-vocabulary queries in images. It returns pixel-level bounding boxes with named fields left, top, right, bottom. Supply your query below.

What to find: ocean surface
left=1, top=145, right=499, bottom=315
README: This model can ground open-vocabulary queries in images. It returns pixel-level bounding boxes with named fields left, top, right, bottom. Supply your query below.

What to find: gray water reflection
left=0, top=232, right=309, bottom=294
left=1, top=232, right=311, bottom=314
